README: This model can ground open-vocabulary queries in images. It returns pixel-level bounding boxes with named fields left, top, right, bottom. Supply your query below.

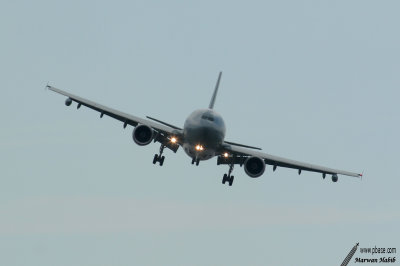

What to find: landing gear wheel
left=196, top=158, right=200, bottom=166
left=153, top=145, right=166, bottom=166
left=222, top=161, right=235, bottom=186
left=191, top=157, right=195, bottom=165
left=153, top=154, right=158, bottom=164
left=229, top=176, right=234, bottom=186
left=222, top=174, right=228, bottom=184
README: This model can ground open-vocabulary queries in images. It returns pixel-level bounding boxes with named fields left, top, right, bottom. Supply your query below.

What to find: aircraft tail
left=208, top=71, right=222, bottom=109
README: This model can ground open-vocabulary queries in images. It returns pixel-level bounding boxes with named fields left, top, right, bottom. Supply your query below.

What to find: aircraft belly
left=182, top=108, right=226, bottom=161
left=183, top=126, right=223, bottom=160
left=183, top=143, right=215, bottom=160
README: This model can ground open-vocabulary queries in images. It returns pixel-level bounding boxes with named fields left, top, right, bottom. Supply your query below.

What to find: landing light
left=170, top=137, right=177, bottom=143
left=223, top=152, right=229, bottom=158
left=195, top=145, right=204, bottom=151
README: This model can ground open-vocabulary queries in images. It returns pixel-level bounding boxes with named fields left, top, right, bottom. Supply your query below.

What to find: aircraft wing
left=223, top=144, right=361, bottom=178
left=47, top=85, right=183, bottom=147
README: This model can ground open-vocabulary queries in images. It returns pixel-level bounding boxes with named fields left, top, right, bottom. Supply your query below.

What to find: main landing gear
left=191, top=157, right=200, bottom=166
left=222, top=163, right=234, bottom=186
left=153, top=145, right=165, bottom=166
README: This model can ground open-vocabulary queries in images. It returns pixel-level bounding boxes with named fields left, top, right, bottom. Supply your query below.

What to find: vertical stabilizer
left=208, top=71, right=222, bottom=109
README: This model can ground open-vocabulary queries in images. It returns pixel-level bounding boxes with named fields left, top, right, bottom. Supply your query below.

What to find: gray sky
left=1, top=0, right=399, bottom=265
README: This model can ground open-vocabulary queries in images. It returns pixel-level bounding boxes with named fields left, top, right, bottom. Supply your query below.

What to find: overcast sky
left=1, top=1, right=399, bottom=265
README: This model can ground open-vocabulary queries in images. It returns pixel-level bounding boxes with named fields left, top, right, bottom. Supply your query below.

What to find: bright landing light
left=223, top=152, right=229, bottom=158
left=170, top=137, right=177, bottom=143
left=195, top=144, right=204, bottom=151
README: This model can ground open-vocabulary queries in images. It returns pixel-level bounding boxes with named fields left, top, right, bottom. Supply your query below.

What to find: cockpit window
left=201, top=113, right=214, bottom=121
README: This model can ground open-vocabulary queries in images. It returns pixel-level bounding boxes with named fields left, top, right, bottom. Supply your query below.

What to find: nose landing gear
left=153, top=145, right=165, bottom=166
left=191, top=157, right=200, bottom=166
left=222, top=163, right=235, bottom=186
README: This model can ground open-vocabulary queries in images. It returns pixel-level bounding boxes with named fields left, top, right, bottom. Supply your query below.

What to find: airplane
left=47, top=72, right=362, bottom=186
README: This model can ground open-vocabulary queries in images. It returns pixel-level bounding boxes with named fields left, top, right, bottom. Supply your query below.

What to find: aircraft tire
left=229, top=176, right=234, bottom=186
left=160, top=156, right=165, bottom=166
left=222, top=174, right=227, bottom=184
left=153, top=154, right=158, bottom=164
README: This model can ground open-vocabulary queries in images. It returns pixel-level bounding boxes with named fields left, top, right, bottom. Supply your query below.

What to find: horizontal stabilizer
left=224, top=141, right=262, bottom=150
left=146, top=116, right=182, bottom=130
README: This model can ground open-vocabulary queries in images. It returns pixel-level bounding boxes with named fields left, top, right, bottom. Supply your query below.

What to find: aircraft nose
left=200, top=125, right=221, bottom=141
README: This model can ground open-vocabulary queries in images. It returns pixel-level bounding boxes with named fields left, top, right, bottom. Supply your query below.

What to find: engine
left=132, top=124, right=154, bottom=146
left=332, top=174, right=338, bottom=182
left=244, top=156, right=266, bottom=178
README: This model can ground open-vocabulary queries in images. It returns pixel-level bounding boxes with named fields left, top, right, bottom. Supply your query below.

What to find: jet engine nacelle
left=244, top=156, right=266, bottom=178
left=132, top=124, right=154, bottom=146
left=332, top=174, right=338, bottom=183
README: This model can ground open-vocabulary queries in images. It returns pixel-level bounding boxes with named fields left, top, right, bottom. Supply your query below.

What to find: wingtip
left=359, top=171, right=364, bottom=180
left=359, top=170, right=364, bottom=178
